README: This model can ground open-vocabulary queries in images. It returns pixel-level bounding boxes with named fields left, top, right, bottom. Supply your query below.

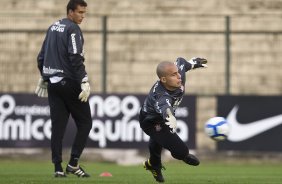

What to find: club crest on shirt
left=155, top=124, right=162, bottom=132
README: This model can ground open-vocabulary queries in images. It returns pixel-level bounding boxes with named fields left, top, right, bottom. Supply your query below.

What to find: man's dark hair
left=66, top=0, right=87, bottom=14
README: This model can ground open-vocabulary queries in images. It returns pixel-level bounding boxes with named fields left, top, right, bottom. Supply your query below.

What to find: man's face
left=69, top=5, right=86, bottom=24
left=161, top=64, right=182, bottom=91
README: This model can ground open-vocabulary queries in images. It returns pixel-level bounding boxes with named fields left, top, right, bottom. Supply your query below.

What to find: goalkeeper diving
left=139, top=57, right=207, bottom=182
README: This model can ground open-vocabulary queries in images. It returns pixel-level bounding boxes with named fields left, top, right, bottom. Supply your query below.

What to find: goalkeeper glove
left=188, top=57, right=208, bottom=69
left=165, top=108, right=177, bottom=133
left=35, top=77, right=48, bottom=97
left=79, top=81, right=90, bottom=102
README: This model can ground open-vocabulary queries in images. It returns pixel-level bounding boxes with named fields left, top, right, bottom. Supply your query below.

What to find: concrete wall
left=0, top=0, right=282, bottom=152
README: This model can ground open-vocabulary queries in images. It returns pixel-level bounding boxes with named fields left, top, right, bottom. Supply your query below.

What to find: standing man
left=35, top=0, right=92, bottom=178
left=139, top=57, right=207, bottom=182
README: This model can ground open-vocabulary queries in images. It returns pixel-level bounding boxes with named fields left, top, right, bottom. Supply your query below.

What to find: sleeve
left=37, top=36, right=46, bottom=75
left=175, top=57, right=192, bottom=85
left=154, top=94, right=174, bottom=121
left=175, top=57, right=193, bottom=72
left=68, top=25, right=88, bottom=82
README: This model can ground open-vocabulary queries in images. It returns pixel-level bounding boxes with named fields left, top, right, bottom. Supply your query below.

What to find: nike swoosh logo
left=226, top=105, right=282, bottom=142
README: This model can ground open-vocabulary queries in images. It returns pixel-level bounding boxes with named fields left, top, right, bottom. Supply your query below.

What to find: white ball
left=205, top=117, right=229, bottom=141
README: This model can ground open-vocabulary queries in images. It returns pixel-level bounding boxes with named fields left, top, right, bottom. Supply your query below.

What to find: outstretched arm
left=187, top=57, right=208, bottom=69
left=175, top=57, right=208, bottom=72
left=175, top=57, right=208, bottom=85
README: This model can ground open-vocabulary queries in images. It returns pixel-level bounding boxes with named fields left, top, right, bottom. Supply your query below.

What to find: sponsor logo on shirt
left=166, top=99, right=172, bottom=106
left=43, top=66, right=63, bottom=74
left=71, top=33, right=77, bottom=54
left=155, top=101, right=162, bottom=113
left=50, top=21, right=65, bottom=32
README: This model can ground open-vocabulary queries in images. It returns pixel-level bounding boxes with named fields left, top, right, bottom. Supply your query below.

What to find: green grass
left=0, top=159, right=281, bottom=184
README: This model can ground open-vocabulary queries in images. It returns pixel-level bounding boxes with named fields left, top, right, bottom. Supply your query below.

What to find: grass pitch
left=0, top=159, right=281, bottom=184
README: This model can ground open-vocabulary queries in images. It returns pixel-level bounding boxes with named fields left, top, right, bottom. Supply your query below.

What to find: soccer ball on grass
left=205, top=117, right=229, bottom=141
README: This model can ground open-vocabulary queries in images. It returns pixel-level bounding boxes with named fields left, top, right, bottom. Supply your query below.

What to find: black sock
left=149, top=157, right=162, bottom=168
left=69, top=157, right=79, bottom=167
left=54, top=163, right=63, bottom=172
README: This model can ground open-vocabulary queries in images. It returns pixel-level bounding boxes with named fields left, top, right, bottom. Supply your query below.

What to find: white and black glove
left=78, top=79, right=90, bottom=102
left=188, top=57, right=208, bottom=69
left=165, top=108, right=177, bottom=133
left=35, top=77, right=48, bottom=97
